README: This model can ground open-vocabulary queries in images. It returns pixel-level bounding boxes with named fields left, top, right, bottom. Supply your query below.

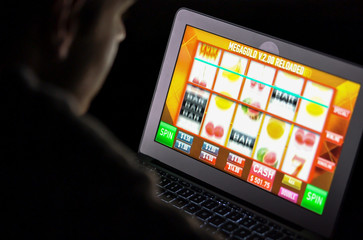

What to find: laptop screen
left=154, top=25, right=361, bottom=216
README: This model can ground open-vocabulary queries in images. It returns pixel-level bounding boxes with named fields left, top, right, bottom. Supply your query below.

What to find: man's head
left=0, top=0, right=134, bottom=114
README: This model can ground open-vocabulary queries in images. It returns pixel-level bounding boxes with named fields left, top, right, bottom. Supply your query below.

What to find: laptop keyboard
left=145, top=165, right=305, bottom=240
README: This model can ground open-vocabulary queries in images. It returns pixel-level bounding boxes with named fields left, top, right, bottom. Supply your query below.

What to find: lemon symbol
left=215, top=92, right=233, bottom=110
left=306, top=97, right=324, bottom=117
left=311, top=82, right=329, bottom=91
left=266, top=118, right=285, bottom=140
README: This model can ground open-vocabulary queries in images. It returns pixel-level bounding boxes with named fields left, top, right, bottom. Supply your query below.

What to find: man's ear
left=52, top=0, right=86, bottom=60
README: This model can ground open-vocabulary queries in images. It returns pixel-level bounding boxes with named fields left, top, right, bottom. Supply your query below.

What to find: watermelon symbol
left=256, top=148, right=277, bottom=168
left=241, top=98, right=262, bottom=121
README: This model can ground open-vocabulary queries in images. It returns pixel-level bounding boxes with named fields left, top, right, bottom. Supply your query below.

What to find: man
left=0, top=0, right=214, bottom=239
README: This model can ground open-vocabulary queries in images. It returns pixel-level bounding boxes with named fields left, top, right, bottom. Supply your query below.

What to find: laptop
left=138, top=8, right=363, bottom=239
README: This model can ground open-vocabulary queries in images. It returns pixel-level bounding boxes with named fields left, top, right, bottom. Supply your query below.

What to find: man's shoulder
left=1, top=67, right=145, bottom=182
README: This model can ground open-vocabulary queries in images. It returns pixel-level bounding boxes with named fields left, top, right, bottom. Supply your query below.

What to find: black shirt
left=0, top=67, right=214, bottom=239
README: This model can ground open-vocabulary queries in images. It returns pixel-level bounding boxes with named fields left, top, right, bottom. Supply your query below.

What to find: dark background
left=89, top=0, right=363, bottom=238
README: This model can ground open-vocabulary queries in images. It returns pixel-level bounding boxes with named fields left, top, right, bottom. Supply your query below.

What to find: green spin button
left=301, top=184, right=328, bottom=215
left=155, top=121, right=177, bottom=148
